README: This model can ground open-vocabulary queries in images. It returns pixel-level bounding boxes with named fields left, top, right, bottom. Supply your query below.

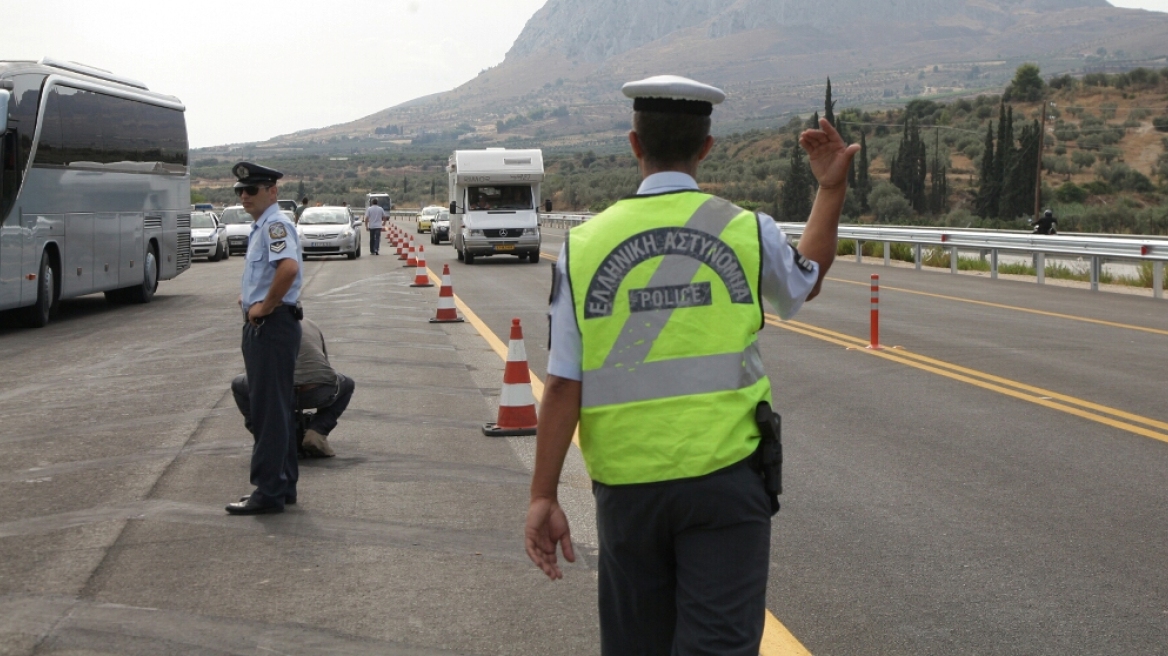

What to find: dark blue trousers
left=241, top=308, right=301, bottom=508
left=368, top=228, right=382, bottom=254
left=593, top=458, right=772, bottom=656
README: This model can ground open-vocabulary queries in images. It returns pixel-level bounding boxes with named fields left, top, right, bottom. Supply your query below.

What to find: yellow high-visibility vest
left=568, top=191, right=770, bottom=485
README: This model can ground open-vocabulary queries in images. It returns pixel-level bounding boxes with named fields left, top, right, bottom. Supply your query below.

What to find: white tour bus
left=0, top=58, right=191, bottom=327
left=448, top=148, right=543, bottom=264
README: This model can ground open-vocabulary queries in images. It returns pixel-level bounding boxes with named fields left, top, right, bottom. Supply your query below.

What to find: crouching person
left=232, top=317, right=355, bottom=457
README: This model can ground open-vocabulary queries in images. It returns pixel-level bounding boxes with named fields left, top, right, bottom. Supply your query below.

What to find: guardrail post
left=867, top=274, right=883, bottom=350
left=950, top=246, right=958, bottom=274
left=1155, top=261, right=1164, bottom=300
left=1036, top=253, right=1046, bottom=285
left=1090, top=256, right=1100, bottom=291
left=883, top=242, right=890, bottom=267
left=914, top=244, right=922, bottom=271
left=991, top=249, right=999, bottom=280
left=856, top=240, right=863, bottom=264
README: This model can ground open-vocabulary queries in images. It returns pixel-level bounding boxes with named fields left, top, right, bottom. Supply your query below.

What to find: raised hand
left=799, top=118, right=861, bottom=191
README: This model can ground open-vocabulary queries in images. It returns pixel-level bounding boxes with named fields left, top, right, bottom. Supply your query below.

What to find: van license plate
left=494, top=244, right=515, bottom=251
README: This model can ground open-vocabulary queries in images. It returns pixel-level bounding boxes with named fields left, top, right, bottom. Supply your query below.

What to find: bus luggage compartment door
left=63, top=213, right=94, bottom=297
left=118, top=213, right=143, bottom=288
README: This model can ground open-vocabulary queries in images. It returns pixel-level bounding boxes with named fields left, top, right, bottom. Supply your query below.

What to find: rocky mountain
left=203, top=0, right=1168, bottom=156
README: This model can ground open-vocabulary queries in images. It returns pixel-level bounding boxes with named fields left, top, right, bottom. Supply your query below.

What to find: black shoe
left=225, top=497, right=284, bottom=515
left=239, top=494, right=296, bottom=505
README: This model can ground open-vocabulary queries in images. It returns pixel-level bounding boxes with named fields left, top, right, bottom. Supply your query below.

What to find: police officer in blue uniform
left=525, top=77, right=859, bottom=654
left=226, top=162, right=304, bottom=515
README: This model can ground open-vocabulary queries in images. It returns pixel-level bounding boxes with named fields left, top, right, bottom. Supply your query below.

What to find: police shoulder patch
left=789, top=240, right=814, bottom=274
left=270, top=240, right=287, bottom=254
left=269, top=223, right=288, bottom=239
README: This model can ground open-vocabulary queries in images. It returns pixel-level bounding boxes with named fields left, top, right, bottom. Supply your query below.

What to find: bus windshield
left=469, top=185, right=533, bottom=211
left=220, top=207, right=253, bottom=224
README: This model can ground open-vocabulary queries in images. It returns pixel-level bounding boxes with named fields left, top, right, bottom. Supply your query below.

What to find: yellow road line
left=825, top=276, right=1168, bottom=337
left=766, top=315, right=1168, bottom=445
left=762, top=611, right=813, bottom=656
left=429, top=266, right=812, bottom=656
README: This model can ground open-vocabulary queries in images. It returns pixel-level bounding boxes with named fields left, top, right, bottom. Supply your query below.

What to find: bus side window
left=1, top=131, right=17, bottom=206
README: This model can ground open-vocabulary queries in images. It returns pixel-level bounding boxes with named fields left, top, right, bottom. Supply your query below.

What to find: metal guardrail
left=778, top=223, right=1167, bottom=299
left=539, top=213, right=593, bottom=229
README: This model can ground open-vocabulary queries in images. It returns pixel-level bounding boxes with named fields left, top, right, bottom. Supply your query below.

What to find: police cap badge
left=232, top=161, right=284, bottom=189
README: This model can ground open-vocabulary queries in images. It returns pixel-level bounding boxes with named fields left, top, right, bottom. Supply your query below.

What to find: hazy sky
left=7, top=0, right=1167, bottom=148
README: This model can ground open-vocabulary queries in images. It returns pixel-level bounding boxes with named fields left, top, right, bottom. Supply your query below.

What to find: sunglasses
left=235, top=184, right=271, bottom=197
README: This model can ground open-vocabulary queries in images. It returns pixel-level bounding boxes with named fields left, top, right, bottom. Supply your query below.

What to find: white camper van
left=448, top=149, right=543, bottom=264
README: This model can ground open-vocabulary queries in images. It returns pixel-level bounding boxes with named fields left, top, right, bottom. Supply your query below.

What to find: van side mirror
left=544, top=199, right=552, bottom=212
left=0, top=90, right=10, bottom=134
left=449, top=201, right=457, bottom=214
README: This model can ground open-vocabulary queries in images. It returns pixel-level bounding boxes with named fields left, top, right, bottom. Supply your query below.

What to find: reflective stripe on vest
left=568, top=191, right=771, bottom=485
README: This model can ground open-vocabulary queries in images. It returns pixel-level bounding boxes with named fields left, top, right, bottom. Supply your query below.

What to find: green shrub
left=1055, top=182, right=1089, bottom=204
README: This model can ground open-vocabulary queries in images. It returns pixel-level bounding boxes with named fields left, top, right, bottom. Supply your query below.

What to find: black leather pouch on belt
left=754, top=401, right=783, bottom=515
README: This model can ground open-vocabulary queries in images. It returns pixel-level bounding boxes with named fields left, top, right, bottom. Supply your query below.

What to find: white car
left=190, top=211, right=228, bottom=261
left=220, top=205, right=254, bottom=255
left=297, top=207, right=361, bottom=259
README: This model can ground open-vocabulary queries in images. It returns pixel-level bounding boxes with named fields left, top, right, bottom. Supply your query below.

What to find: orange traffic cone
left=483, top=319, right=538, bottom=437
left=410, top=250, right=434, bottom=287
left=405, top=243, right=418, bottom=267
left=398, top=239, right=410, bottom=261
left=429, top=264, right=464, bottom=323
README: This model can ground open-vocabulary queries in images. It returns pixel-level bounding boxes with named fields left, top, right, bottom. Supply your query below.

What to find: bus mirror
left=449, top=201, right=457, bottom=214
left=0, top=90, right=10, bottom=134
left=544, top=199, right=552, bottom=212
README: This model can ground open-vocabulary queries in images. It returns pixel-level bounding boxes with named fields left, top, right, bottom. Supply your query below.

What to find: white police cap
left=621, top=75, right=726, bottom=116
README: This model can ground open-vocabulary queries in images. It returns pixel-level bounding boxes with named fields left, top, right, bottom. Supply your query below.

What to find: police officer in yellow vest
left=524, top=76, right=859, bottom=654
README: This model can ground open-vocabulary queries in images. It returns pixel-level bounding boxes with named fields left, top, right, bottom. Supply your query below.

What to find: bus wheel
left=21, top=251, right=57, bottom=328
left=126, top=244, right=159, bottom=304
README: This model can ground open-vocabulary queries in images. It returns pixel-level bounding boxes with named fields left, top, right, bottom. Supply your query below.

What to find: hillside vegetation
left=193, top=65, right=1168, bottom=236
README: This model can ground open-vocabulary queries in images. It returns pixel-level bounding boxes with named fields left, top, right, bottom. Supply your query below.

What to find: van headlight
left=523, top=228, right=538, bottom=236
left=469, top=229, right=484, bottom=237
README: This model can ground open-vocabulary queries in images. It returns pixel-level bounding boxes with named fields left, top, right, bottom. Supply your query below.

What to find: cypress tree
left=974, top=121, right=997, bottom=218
left=857, top=132, right=871, bottom=213
left=928, top=130, right=949, bottom=215
left=779, top=145, right=815, bottom=222
left=1000, top=121, right=1040, bottom=219
left=807, top=111, right=820, bottom=129
left=891, top=118, right=928, bottom=213
left=824, top=78, right=836, bottom=127
left=997, top=107, right=1019, bottom=219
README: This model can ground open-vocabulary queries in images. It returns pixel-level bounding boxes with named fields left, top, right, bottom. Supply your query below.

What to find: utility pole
left=1034, top=100, right=1053, bottom=223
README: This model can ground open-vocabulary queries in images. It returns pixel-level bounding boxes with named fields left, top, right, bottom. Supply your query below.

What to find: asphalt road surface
left=1, top=220, right=1165, bottom=655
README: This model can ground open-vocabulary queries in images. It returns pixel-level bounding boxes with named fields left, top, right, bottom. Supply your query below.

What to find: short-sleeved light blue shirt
left=546, top=172, right=819, bottom=381
left=364, top=204, right=385, bottom=229
left=241, top=203, right=302, bottom=307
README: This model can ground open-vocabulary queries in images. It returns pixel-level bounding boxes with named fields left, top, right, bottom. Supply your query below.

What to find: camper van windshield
left=469, top=185, right=533, bottom=211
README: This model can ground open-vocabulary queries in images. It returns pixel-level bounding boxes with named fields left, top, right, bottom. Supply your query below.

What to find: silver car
left=297, top=207, right=362, bottom=259
left=220, top=206, right=254, bottom=255
left=430, top=210, right=450, bottom=244
left=190, top=211, right=228, bottom=261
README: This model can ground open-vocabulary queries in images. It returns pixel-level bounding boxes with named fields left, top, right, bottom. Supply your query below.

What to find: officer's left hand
left=800, top=118, right=861, bottom=191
